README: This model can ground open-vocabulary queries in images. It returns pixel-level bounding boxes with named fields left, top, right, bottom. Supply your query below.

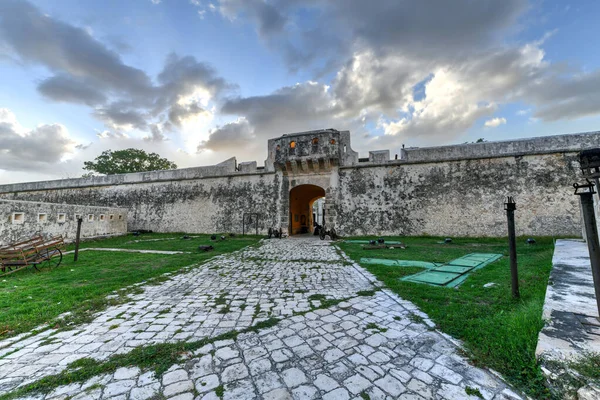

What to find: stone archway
left=289, top=184, right=326, bottom=235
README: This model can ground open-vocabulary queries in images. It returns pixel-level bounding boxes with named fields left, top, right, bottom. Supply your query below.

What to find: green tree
left=83, top=148, right=177, bottom=175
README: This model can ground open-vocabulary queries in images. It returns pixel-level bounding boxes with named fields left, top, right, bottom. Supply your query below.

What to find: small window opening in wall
left=344, top=145, right=347, bottom=153
left=276, top=145, right=281, bottom=151
left=38, top=213, right=47, bottom=223
left=109, top=214, right=114, bottom=220
left=12, top=212, right=24, bottom=225
left=57, top=213, right=66, bottom=223
left=118, top=215, right=123, bottom=220
left=99, top=214, right=105, bottom=221
left=330, top=139, right=336, bottom=145
left=290, top=141, right=296, bottom=149
left=88, top=214, right=94, bottom=222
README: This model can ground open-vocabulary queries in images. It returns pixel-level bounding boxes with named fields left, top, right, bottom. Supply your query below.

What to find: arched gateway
left=265, top=129, right=359, bottom=236
left=289, top=184, right=325, bottom=235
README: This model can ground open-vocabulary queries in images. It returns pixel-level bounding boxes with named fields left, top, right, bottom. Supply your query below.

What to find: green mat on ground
left=360, top=258, right=439, bottom=269
left=401, top=253, right=503, bottom=288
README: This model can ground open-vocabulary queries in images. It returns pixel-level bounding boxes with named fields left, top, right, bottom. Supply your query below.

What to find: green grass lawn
left=339, top=236, right=559, bottom=399
left=1, top=233, right=260, bottom=338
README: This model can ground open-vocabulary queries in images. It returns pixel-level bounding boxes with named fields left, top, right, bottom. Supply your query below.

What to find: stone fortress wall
left=0, top=129, right=598, bottom=238
left=0, top=199, right=127, bottom=245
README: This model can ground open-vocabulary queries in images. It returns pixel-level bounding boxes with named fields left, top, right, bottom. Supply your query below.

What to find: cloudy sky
left=1, top=0, right=600, bottom=183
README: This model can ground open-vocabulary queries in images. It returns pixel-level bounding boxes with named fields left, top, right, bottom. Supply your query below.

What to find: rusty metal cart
left=0, top=235, right=65, bottom=277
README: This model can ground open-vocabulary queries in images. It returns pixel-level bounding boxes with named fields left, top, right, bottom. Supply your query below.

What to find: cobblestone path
left=0, top=237, right=522, bottom=399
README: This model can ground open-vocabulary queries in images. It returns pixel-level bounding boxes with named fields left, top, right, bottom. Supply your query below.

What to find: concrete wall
left=336, top=152, right=581, bottom=237
left=0, top=199, right=127, bottom=245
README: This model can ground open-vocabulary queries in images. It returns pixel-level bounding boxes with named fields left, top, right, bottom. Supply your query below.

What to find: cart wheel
left=46, top=249, right=63, bottom=269
left=319, top=230, right=326, bottom=240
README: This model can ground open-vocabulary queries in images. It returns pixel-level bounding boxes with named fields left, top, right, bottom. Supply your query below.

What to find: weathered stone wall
left=0, top=130, right=595, bottom=238
left=0, top=199, right=127, bottom=245
left=0, top=173, right=281, bottom=234
left=336, top=152, right=581, bottom=237
left=401, top=131, right=600, bottom=162
left=0, top=158, right=239, bottom=194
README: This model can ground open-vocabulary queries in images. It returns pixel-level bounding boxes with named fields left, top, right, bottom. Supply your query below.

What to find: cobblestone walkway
left=0, top=237, right=522, bottom=399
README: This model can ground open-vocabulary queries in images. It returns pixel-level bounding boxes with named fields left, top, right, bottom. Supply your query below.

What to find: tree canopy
left=83, top=148, right=177, bottom=175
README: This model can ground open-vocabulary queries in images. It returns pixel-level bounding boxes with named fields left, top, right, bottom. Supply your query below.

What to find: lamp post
left=504, top=196, right=519, bottom=299
left=575, top=149, right=600, bottom=317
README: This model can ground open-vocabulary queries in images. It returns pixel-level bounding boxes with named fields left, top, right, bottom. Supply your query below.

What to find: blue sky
left=1, top=0, right=600, bottom=183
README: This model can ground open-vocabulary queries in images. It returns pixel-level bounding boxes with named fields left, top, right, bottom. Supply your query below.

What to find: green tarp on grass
left=359, top=253, right=502, bottom=288
left=360, top=258, right=439, bottom=269
left=402, top=253, right=503, bottom=288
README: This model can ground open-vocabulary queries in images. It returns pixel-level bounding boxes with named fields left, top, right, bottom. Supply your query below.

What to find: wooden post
left=505, top=197, right=520, bottom=299
left=578, top=191, right=600, bottom=316
left=74, top=217, right=83, bottom=262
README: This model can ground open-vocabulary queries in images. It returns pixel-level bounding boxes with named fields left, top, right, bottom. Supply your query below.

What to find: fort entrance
left=289, top=184, right=325, bottom=235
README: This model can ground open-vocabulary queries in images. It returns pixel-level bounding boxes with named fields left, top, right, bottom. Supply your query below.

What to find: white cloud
left=0, top=109, right=77, bottom=171
left=0, top=108, right=25, bottom=135
left=484, top=117, right=507, bottom=128
left=198, top=118, right=255, bottom=153
left=212, top=0, right=600, bottom=151
left=4, top=0, right=600, bottom=181
left=96, top=130, right=129, bottom=140
left=0, top=1, right=231, bottom=143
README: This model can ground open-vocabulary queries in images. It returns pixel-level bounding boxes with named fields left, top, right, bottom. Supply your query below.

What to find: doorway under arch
left=289, top=184, right=326, bottom=235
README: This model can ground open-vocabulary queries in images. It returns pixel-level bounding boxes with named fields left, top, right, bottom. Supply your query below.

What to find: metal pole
left=255, top=214, right=259, bottom=236
left=578, top=192, right=600, bottom=316
left=74, top=217, right=83, bottom=262
left=505, top=197, right=520, bottom=299
left=242, top=213, right=245, bottom=236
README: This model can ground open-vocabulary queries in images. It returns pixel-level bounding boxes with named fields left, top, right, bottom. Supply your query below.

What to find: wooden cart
left=0, top=235, right=65, bottom=277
